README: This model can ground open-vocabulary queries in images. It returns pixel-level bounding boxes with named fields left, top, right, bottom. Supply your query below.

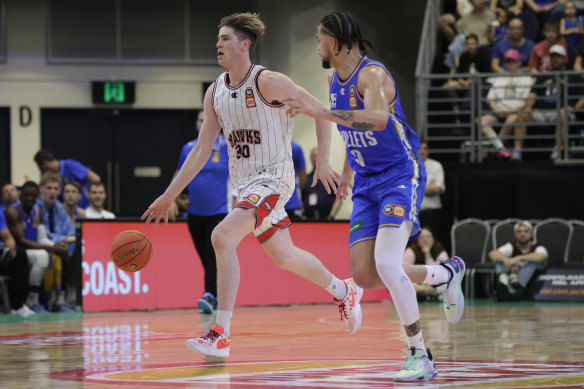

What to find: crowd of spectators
left=438, top=0, right=584, bottom=161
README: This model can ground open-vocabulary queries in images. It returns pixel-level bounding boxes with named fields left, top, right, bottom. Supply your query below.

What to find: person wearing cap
left=514, top=44, right=584, bottom=160
left=489, top=220, right=548, bottom=300
left=480, top=48, right=534, bottom=158
left=492, top=17, right=535, bottom=73
left=528, top=21, right=569, bottom=72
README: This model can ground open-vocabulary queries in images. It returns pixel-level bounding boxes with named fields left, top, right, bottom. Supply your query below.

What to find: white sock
left=56, top=290, right=65, bottom=305
left=423, top=265, right=451, bottom=286
left=215, top=310, right=232, bottom=337
left=488, top=133, right=504, bottom=150
left=407, top=330, right=427, bottom=354
left=27, top=292, right=39, bottom=306
left=325, top=275, right=347, bottom=300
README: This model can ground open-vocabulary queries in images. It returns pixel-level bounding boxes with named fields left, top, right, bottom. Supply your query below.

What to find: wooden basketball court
left=0, top=300, right=583, bottom=388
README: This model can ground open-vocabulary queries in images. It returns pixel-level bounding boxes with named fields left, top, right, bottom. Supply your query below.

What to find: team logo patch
left=349, top=221, right=362, bottom=234
left=349, top=85, right=358, bottom=108
left=245, top=87, right=256, bottom=108
left=329, top=93, right=336, bottom=108
left=383, top=204, right=405, bottom=217
left=246, top=194, right=260, bottom=204
left=212, top=150, right=220, bottom=163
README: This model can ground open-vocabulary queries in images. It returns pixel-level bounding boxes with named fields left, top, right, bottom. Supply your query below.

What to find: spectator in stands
left=85, top=182, right=115, bottom=219
left=418, top=141, right=445, bottom=241
left=403, top=227, right=449, bottom=301
left=514, top=44, right=580, bottom=160
left=34, top=149, right=100, bottom=209
left=458, top=0, right=498, bottom=46
left=492, top=17, right=536, bottom=72
left=490, top=0, right=525, bottom=16
left=0, top=211, right=33, bottom=317
left=174, top=188, right=189, bottom=221
left=524, top=0, right=566, bottom=28
left=62, top=181, right=86, bottom=222
left=489, top=220, right=548, bottom=300
left=481, top=49, right=534, bottom=156
left=573, top=31, right=584, bottom=71
left=302, top=147, right=342, bottom=220
left=529, top=21, right=569, bottom=71
left=35, top=172, right=76, bottom=312
left=0, top=183, right=19, bottom=214
left=488, top=8, right=513, bottom=46
left=285, top=141, right=307, bottom=220
left=443, top=0, right=497, bottom=70
left=443, top=34, right=492, bottom=116
left=438, top=0, right=474, bottom=43
left=4, top=181, right=68, bottom=313
left=560, top=1, right=584, bottom=51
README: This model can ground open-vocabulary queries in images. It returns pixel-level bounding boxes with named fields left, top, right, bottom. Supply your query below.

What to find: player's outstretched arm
left=258, top=70, right=340, bottom=194
left=284, top=66, right=393, bottom=132
left=142, top=83, right=222, bottom=225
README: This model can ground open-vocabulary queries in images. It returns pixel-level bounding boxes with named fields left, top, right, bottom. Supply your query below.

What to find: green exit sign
left=92, top=81, right=135, bottom=104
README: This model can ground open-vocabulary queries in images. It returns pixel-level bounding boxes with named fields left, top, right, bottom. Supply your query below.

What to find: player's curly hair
left=319, top=11, right=374, bottom=55
left=219, top=12, right=265, bottom=54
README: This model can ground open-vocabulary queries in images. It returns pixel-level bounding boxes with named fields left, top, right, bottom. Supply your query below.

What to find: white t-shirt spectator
left=85, top=207, right=116, bottom=219
left=486, top=75, right=533, bottom=112
left=421, top=158, right=445, bottom=211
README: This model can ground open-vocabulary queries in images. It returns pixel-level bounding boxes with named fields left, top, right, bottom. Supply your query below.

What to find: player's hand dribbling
left=141, top=194, right=174, bottom=226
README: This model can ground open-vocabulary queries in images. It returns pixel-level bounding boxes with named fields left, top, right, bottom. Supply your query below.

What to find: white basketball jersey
left=212, top=65, right=295, bottom=195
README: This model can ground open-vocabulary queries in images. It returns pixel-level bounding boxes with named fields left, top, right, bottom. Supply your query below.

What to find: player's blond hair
left=218, top=12, right=265, bottom=54
left=40, top=171, right=61, bottom=186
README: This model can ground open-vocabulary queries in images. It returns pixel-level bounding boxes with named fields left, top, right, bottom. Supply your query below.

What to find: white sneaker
left=11, top=305, right=35, bottom=318
left=436, top=256, right=466, bottom=324
left=185, top=323, right=231, bottom=358
left=334, top=278, right=363, bottom=334
left=394, top=347, right=438, bottom=382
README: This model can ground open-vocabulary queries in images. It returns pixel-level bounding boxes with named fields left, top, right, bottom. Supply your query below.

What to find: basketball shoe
left=436, top=256, right=466, bottom=323
left=334, top=278, right=363, bottom=334
left=394, top=347, right=438, bottom=382
left=185, top=323, right=230, bottom=358
left=198, top=292, right=217, bottom=314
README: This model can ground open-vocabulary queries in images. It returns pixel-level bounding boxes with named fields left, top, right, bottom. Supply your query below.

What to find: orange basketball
left=110, top=230, right=153, bottom=272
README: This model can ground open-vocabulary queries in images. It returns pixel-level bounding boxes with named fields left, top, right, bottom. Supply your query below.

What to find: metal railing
left=417, top=71, right=584, bottom=163
left=415, top=0, right=443, bottom=133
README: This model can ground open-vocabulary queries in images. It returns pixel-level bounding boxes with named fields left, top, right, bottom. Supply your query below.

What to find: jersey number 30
left=235, top=144, right=250, bottom=159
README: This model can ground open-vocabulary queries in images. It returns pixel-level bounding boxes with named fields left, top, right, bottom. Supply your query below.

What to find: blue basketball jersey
left=329, top=56, right=421, bottom=175
left=17, top=203, right=40, bottom=242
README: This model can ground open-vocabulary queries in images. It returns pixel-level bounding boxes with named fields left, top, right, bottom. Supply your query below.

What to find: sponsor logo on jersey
left=340, top=88, right=345, bottom=95
left=349, top=221, right=362, bottom=234
left=349, top=85, right=358, bottom=108
left=329, top=93, right=336, bottom=108
left=384, top=204, right=405, bottom=217
left=228, top=129, right=261, bottom=147
left=245, top=87, right=256, bottom=108
left=231, top=92, right=238, bottom=98
left=246, top=194, right=260, bottom=204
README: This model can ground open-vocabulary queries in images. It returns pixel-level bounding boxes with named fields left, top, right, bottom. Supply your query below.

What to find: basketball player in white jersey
left=142, top=12, right=363, bottom=358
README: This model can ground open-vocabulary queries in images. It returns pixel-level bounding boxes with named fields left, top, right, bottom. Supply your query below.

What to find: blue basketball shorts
left=348, top=157, right=426, bottom=248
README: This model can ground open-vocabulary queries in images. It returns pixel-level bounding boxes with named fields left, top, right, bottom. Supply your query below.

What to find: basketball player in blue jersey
left=284, top=11, right=466, bottom=382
